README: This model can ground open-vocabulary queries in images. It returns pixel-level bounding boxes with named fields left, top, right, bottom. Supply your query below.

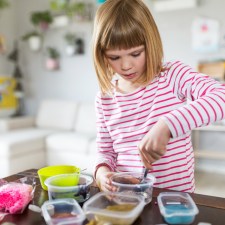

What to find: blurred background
left=0, top=0, right=225, bottom=197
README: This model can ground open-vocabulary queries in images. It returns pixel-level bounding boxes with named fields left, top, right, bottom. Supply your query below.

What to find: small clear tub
left=157, top=192, right=199, bottom=224
left=41, top=198, right=85, bottom=225
left=83, top=192, right=145, bottom=225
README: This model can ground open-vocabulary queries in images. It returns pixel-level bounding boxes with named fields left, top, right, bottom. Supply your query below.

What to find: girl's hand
left=138, top=119, right=171, bottom=169
left=95, top=166, right=116, bottom=192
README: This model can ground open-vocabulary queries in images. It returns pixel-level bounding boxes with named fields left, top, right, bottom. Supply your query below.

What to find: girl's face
left=105, top=45, right=146, bottom=83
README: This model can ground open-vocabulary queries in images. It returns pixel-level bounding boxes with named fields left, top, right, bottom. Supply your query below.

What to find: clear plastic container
left=83, top=192, right=145, bottom=225
left=157, top=192, right=199, bottom=224
left=44, top=173, right=93, bottom=203
left=41, top=198, right=85, bottom=225
left=38, top=165, right=80, bottom=191
left=110, top=172, right=156, bottom=204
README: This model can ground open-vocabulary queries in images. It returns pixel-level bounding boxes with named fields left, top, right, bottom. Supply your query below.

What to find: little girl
left=92, top=0, right=225, bottom=193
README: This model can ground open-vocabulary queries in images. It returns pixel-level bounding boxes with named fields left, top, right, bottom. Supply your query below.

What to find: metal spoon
left=140, top=168, right=149, bottom=183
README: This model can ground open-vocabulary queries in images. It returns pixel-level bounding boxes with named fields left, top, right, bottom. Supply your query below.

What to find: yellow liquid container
left=0, top=76, right=18, bottom=117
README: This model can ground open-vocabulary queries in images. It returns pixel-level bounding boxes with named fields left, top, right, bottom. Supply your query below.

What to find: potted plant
left=50, top=0, right=71, bottom=16
left=45, top=47, right=60, bottom=71
left=22, top=31, right=42, bottom=51
left=31, top=10, right=53, bottom=31
left=64, top=32, right=76, bottom=56
left=75, top=38, right=84, bottom=54
left=50, top=0, right=87, bottom=21
left=0, top=0, right=9, bottom=10
left=73, top=2, right=86, bottom=21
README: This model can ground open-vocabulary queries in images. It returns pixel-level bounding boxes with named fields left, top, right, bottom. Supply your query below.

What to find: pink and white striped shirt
left=95, top=61, right=225, bottom=192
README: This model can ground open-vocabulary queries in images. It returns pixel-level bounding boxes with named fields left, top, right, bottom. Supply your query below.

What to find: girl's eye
left=108, top=57, right=119, bottom=61
left=132, top=52, right=141, bottom=57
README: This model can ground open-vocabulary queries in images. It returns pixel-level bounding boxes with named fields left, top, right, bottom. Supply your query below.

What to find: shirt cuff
left=161, top=116, right=178, bottom=138
left=94, top=163, right=114, bottom=179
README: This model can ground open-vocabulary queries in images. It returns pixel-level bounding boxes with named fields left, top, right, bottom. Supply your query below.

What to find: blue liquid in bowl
left=163, top=204, right=195, bottom=224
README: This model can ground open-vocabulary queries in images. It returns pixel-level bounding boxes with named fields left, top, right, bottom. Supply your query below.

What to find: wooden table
left=1, top=169, right=225, bottom=225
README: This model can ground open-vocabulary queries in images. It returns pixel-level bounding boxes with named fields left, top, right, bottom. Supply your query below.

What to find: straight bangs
left=100, top=16, right=145, bottom=51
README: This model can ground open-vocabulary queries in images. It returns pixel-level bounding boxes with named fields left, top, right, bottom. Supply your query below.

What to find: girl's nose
left=121, top=59, right=132, bottom=71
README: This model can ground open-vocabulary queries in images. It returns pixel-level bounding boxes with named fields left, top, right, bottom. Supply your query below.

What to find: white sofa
left=0, top=99, right=97, bottom=178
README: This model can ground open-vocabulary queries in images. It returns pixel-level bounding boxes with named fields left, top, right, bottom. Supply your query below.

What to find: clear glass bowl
left=110, top=172, right=156, bottom=204
left=45, top=173, right=93, bottom=203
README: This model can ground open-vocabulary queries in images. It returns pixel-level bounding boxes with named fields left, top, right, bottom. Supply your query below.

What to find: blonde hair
left=92, top=0, right=164, bottom=94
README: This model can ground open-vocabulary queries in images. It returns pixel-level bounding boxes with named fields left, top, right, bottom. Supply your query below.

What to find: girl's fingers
left=139, top=146, right=164, bottom=169
left=100, top=175, right=115, bottom=192
left=102, top=183, right=114, bottom=192
left=139, top=150, right=153, bottom=169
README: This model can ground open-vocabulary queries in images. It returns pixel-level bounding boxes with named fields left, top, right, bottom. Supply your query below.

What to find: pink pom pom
left=0, top=183, right=33, bottom=214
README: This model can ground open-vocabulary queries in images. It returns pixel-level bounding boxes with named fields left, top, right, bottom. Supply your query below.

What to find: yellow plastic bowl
left=38, top=165, right=80, bottom=190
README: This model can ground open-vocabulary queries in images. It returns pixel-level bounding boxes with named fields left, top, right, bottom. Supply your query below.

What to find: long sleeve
left=162, top=61, right=225, bottom=138
left=94, top=94, right=117, bottom=171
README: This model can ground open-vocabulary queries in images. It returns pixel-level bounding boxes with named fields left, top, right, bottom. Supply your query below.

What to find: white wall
left=149, top=0, right=225, bottom=67
left=1, top=0, right=225, bottom=114
left=12, top=0, right=98, bottom=115
left=0, top=0, right=16, bottom=75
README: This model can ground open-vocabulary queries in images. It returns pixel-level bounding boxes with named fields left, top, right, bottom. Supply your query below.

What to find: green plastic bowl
left=38, top=165, right=80, bottom=190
